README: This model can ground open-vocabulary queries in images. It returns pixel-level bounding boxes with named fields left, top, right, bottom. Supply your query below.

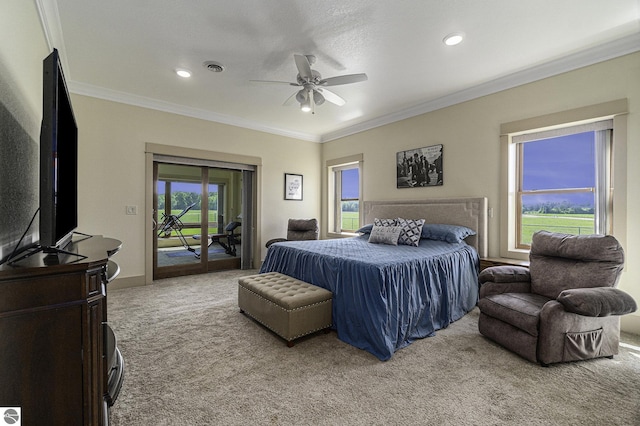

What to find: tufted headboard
left=363, top=197, right=488, bottom=258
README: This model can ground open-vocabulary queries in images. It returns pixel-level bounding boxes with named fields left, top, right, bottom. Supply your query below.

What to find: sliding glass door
left=153, top=162, right=246, bottom=279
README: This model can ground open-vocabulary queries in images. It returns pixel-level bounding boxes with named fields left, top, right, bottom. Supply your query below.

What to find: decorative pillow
left=374, top=218, right=396, bottom=227
left=368, top=225, right=402, bottom=245
left=396, top=218, right=425, bottom=247
left=356, top=224, right=374, bottom=234
left=421, top=224, right=476, bottom=243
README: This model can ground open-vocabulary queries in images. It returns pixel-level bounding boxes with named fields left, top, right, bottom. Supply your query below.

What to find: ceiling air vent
left=203, top=61, right=225, bottom=73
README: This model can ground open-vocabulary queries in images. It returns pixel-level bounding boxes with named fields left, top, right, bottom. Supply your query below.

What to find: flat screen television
left=39, top=48, right=78, bottom=250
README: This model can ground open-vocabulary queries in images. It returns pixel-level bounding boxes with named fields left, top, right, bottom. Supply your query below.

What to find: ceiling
left=42, top=0, right=640, bottom=142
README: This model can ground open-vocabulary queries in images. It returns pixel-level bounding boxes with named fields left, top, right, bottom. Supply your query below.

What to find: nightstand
left=479, top=257, right=530, bottom=271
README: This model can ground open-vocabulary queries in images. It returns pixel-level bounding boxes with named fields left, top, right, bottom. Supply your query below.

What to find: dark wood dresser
left=0, top=235, right=121, bottom=425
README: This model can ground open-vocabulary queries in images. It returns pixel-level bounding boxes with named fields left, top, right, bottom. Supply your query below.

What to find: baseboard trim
left=110, top=274, right=146, bottom=290
left=621, top=313, right=640, bottom=336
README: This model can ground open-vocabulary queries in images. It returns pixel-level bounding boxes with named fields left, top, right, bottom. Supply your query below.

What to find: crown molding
left=68, top=81, right=321, bottom=142
left=37, top=0, right=640, bottom=144
left=35, top=0, right=71, bottom=77
left=321, top=32, right=640, bottom=142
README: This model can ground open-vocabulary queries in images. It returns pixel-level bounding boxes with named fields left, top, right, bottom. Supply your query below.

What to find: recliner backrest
left=529, top=231, right=625, bottom=299
left=286, top=218, right=319, bottom=241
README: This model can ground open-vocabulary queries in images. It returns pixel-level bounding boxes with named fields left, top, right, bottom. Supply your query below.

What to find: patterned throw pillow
left=368, top=225, right=402, bottom=245
left=396, top=218, right=426, bottom=247
left=374, top=218, right=396, bottom=227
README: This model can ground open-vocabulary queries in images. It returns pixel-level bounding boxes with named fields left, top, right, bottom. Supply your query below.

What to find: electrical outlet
left=126, top=205, right=138, bottom=215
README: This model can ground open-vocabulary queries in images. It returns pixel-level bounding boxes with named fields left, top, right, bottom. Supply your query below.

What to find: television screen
left=39, top=48, right=78, bottom=250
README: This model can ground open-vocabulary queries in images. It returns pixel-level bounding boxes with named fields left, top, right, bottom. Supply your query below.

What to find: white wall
left=322, top=52, right=640, bottom=334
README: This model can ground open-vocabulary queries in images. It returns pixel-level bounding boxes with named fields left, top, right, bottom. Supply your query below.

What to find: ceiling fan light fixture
left=313, top=90, right=325, bottom=106
left=175, top=68, right=192, bottom=78
left=300, top=99, right=312, bottom=112
left=295, top=89, right=308, bottom=103
left=443, top=32, right=464, bottom=46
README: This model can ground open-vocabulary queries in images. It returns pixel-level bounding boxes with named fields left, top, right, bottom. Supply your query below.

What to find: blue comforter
left=259, top=235, right=479, bottom=360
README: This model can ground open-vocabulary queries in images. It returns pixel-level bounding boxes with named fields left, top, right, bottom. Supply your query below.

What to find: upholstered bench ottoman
left=238, top=272, right=332, bottom=347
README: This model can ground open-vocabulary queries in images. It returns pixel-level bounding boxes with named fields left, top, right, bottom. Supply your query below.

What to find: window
left=335, top=166, right=360, bottom=232
left=327, top=154, right=363, bottom=234
left=513, top=121, right=612, bottom=248
left=500, top=100, right=627, bottom=260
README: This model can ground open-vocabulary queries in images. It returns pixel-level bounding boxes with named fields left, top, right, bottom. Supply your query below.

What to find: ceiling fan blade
left=250, top=80, right=300, bottom=86
left=318, top=88, right=346, bottom=106
left=319, top=73, right=368, bottom=87
left=294, top=54, right=313, bottom=81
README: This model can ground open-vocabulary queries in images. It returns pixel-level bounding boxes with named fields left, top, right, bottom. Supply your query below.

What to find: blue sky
left=341, top=168, right=359, bottom=199
left=522, top=131, right=595, bottom=206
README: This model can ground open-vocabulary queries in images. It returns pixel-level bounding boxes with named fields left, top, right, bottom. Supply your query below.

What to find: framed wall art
left=396, top=144, right=443, bottom=188
left=284, top=173, right=303, bottom=200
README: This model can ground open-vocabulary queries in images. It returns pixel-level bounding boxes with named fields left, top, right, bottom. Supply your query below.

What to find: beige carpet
left=107, top=269, right=640, bottom=425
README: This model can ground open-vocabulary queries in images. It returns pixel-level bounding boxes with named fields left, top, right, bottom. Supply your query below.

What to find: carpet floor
left=107, top=269, right=640, bottom=425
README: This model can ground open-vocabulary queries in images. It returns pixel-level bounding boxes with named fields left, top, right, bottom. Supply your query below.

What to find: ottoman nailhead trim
left=238, top=272, right=333, bottom=343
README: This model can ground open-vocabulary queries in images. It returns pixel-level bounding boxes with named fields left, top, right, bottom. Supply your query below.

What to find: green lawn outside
left=343, top=211, right=594, bottom=244
left=341, top=211, right=360, bottom=231
left=159, top=210, right=219, bottom=237
left=521, top=213, right=594, bottom=244
left=160, top=210, right=593, bottom=242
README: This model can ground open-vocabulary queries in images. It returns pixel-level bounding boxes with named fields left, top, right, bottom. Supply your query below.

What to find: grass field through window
left=342, top=211, right=595, bottom=244
left=521, top=213, right=594, bottom=245
left=341, top=211, right=359, bottom=232
left=158, top=210, right=219, bottom=237
left=159, top=210, right=594, bottom=243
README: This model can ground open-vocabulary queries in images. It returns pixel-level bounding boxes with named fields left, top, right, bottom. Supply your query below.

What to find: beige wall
left=322, top=52, right=640, bottom=334
left=71, top=95, right=321, bottom=284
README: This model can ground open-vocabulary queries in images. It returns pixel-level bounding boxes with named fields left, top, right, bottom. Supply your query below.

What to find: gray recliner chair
left=265, top=218, right=319, bottom=248
left=478, top=231, right=637, bottom=366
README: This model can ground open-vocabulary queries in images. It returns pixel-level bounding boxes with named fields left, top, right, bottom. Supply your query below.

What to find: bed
left=259, top=197, right=488, bottom=360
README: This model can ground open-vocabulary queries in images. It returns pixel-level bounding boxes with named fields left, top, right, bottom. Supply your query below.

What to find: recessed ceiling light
left=443, top=33, right=464, bottom=46
left=175, top=68, right=192, bottom=78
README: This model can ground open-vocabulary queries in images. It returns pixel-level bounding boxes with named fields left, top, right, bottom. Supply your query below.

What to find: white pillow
left=368, top=225, right=402, bottom=245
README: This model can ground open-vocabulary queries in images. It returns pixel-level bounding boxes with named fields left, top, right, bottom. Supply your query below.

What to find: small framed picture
left=396, top=144, right=443, bottom=188
left=284, top=173, right=303, bottom=200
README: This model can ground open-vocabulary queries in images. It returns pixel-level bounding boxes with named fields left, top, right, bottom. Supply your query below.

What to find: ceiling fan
left=252, top=54, right=368, bottom=113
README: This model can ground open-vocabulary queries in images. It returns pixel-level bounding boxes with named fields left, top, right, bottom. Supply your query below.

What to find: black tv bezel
left=39, top=48, right=78, bottom=250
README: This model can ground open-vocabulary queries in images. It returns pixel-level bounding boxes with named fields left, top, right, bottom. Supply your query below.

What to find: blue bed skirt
left=259, top=235, right=479, bottom=360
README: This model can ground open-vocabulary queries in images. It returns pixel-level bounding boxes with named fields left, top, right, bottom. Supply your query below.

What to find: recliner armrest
left=479, top=266, right=531, bottom=284
left=478, top=266, right=532, bottom=299
left=557, top=287, right=638, bottom=317
left=479, top=281, right=532, bottom=299
left=265, top=238, right=287, bottom=248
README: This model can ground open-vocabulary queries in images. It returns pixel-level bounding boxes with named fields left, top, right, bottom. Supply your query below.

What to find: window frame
left=512, top=122, right=612, bottom=249
left=327, top=154, right=363, bottom=236
left=499, top=100, right=627, bottom=260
